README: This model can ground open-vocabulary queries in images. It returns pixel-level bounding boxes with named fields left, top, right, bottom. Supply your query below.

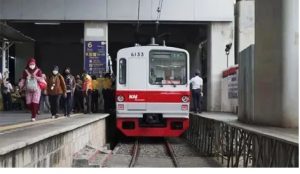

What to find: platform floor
left=0, top=111, right=55, bottom=126
left=191, top=112, right=298, bottom=145
left=0, top=113, right=109, bottom=155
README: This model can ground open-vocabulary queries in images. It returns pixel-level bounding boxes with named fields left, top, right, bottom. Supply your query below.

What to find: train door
left=127, top=56, right=147, bottom=111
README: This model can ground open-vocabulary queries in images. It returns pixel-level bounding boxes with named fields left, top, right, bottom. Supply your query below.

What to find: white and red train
left=116, top=44, right=190, bottom=137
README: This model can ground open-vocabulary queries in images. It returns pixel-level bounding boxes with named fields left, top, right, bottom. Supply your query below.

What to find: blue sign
left=84, top=41, right=106, bottom=77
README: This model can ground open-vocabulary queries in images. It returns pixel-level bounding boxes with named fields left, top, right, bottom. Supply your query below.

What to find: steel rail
left=129, top=138, right=139, bottom=168
left=165, top=139, right=179, bottom=167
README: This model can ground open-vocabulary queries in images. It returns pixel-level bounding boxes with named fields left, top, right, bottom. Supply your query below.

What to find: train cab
left=116, top=45, right=190, bottom=137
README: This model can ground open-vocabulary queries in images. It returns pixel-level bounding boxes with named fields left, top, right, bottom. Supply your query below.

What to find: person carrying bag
left=19, top=58, right=45, bottom=121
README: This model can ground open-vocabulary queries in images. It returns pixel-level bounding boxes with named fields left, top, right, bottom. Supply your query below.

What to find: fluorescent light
left=34, top=22, right=60, bottom=25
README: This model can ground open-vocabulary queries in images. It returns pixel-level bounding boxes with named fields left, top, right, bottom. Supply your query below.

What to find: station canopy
left=0, top=22, right=35, bottom=42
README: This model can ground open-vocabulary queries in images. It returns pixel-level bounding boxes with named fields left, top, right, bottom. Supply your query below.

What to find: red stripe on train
left=116, top=90, right=190, bottom=103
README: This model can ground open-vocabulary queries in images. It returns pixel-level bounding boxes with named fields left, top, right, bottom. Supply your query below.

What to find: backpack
left=25, top=69, right=39, bottom=93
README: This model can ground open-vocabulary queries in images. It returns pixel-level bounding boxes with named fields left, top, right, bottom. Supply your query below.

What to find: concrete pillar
left=207, top=22, right=235, bottom=111
left=186, top=43, right=201, bottom=78
left=253, top=0, right=298, bottom=127
left=187, top=43, right=202, bottom=111
left=84, top=22, right=108, bottom=112
left=236, top=0, right=255, bottom=121
left=236, top=0, right=254, bottom=54
left=84, top=22, right=108, bottom=75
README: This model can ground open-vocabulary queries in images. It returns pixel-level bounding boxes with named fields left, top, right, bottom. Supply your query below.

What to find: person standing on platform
left=91, top=75, right=100, bottom=113
left=1, top=78, right=13, bottom=111
left=82, top=71, right=93, bottom=114
left=11, top=85, right=22, bottom=110
left=74, top=75, right=83, bottom=113
left=47, top=66, right=67, bottom=118
left=39, top=74, right=50, bottom=113
left=190, top=70, right=203, bottom=113
left=63, top=67, right=75, bottom=117
left=102, top=73, right=113, bottom=113
left=19, top=58, right=45, bottom=121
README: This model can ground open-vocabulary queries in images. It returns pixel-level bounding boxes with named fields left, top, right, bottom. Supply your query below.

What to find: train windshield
left=149, top=50, right=187, bottom=85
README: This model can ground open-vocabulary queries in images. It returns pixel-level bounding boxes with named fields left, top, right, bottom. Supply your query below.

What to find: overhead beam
left=0, top=22, right=35, bottom=43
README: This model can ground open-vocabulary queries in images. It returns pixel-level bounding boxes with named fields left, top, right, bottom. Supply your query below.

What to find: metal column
left=1, top=41, right=14, bottom=76
left=1, top=42, right=6, bottom=75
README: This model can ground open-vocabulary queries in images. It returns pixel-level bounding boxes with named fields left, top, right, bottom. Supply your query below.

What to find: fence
left=184, top=113, right=298, bottom=167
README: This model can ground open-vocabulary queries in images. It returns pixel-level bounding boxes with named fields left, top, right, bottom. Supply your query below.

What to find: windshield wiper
left=159, top=81, right=163, bottom=87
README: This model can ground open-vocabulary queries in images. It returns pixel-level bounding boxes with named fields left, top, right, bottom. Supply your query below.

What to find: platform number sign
left=84, top=41, right=106, bottom=77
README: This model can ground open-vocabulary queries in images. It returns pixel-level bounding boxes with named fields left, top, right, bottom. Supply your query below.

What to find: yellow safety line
left=0, top=113, right=82, bottom=133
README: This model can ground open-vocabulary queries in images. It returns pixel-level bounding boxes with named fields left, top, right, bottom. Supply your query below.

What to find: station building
left=0, top=0, right=298, bottom=128
left=0, top=0, right=236, bottom=112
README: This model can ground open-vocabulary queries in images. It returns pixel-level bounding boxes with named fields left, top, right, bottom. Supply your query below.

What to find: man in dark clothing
left=91, top=75, right=99, bottom=113
left=63, top=67, right=76, bottom=117
left=102, top=73, right=113, bottom=113
left=73, top=75, right=83, bottom=113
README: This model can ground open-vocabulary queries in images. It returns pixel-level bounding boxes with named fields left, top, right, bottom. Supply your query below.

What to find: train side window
left=119, top=58, right=126, bottom=84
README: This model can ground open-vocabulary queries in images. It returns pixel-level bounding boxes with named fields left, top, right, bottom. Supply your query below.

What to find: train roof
left=117, top=45, right=188, bottom=56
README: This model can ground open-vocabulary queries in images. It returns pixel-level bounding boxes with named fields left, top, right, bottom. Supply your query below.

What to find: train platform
left=186, top=112, right=298, bottom=167
left=192, top=112, right=298, bottom=145
left=0, top=111, right=87, bottom=134
left=0, top=113, right=109, bottom=167
left=0, top=111, right=72, bottom=127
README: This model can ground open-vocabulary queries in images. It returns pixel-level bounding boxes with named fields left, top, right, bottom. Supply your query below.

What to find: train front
left=116, top=46, right=190, bottom=137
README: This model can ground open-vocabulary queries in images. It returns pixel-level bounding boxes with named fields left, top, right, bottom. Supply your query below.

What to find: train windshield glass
left=149, top=50, right=187, bottom=85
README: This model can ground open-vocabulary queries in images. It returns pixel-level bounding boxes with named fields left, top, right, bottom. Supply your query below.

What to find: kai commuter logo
left=129, top=95, right=138, bottom=100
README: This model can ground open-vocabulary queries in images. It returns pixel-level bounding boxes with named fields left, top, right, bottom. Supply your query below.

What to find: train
left=116, top=43, right=190, bottom=137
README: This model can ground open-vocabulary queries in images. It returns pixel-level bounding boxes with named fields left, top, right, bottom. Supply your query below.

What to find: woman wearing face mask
left=18, top=58, right=45, bottom=122
left=47, top=66, right=67, bottom=118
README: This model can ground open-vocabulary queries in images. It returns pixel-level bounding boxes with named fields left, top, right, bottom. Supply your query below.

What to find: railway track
left=164, top=139, right=179, bottom=167
left=129, top=138, right=139, bottom=167
left=105, top=137, right=221, bottom=167
left=129, top=138, right=179, bottom=168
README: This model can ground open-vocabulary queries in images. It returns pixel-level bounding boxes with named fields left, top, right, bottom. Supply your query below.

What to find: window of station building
left=119, top=58, right=126, bottom=84
left=149, top=50, right=187, bottom=85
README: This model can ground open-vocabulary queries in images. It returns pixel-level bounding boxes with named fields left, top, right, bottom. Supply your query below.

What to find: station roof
left=0, top=23, right=35, bottom=43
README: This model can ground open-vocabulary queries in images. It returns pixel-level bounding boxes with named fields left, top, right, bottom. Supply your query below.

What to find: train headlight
left=181, top=104, right=188, bottom=111
left=117, top=104, right=124, bottom=110
left=181, top=96, right=189, bottom=103
left=117, top=95, right=125, bottom=102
